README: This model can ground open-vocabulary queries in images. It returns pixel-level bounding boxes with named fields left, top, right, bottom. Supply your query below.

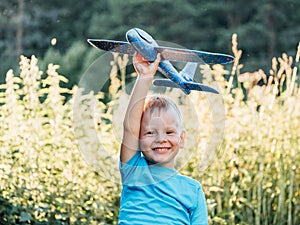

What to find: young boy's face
left=139, top=107, right=185, bottom=168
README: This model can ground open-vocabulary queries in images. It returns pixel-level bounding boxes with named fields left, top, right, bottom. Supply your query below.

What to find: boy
left=118, top=53, right=208, bottom=225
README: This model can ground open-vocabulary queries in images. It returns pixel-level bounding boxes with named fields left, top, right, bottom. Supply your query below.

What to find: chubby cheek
left=166, top=135, right=181, bottom=146
left=139, top=138, right=152, bottom=151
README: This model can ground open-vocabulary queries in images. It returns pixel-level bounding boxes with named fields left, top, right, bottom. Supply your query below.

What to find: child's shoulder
left=170, top=173, right=203, bottom=205
left=176, top=173, right=202, bottom=189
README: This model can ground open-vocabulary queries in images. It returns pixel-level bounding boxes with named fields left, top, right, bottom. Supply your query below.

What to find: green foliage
left=60, top=41, right=89, bottom=88
left=40, top=48, right=63, bottom=72
left=40, top=41, right=92, bottom=90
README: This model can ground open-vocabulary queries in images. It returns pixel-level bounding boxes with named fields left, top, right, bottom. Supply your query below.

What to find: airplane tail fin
left=179, top=62, right=198, bottom=81
left=185, top=82, right=219, bottom=94
left=153, top=79, right=219, bottom=94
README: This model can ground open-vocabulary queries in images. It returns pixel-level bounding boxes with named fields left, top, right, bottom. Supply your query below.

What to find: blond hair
left=143, top=95, right=183, bottom=126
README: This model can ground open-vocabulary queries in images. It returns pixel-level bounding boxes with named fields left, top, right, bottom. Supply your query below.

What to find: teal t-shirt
left=118, top=151, right=208, bottom=225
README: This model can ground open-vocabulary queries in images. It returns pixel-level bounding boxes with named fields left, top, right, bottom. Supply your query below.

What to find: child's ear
left=179, top=130, right=186, bottom=148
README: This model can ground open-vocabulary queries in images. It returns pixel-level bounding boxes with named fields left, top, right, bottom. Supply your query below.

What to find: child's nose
left=156, top=132, right=167, bottom=142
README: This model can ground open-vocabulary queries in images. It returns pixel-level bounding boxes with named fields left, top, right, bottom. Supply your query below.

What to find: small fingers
left=155, top=53, right=161, bottom=63
left=134, top=53, right=161, bottom=64
left=133, top=53, right=161, bottom=76
left=134, top=53, right=148, bottom=64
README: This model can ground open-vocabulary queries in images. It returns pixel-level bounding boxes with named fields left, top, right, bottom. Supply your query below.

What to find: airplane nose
left=126, top=28, right=154, bottom=44
left=134, top=28, right=153, bottom=44
left=125, top=29, right=137, bottom=43
left=126, top=28, right=158, bottom=62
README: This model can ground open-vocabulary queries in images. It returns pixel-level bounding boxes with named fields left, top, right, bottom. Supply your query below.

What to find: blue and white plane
left=88, top=28, right=234, bottom=95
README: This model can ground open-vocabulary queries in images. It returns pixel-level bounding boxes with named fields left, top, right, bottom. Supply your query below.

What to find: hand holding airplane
left=88, top=28, right=234, bottom=94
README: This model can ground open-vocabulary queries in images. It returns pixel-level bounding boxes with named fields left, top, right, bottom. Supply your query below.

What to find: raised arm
left=120, top=53, right=161, bottom=163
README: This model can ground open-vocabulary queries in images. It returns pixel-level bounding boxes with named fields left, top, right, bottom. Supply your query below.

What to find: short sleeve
left=120, top=151, right=141, bottom=181
left=119, top=151, right=152, bottom=186
left=190, top=185, right=208, bottom=225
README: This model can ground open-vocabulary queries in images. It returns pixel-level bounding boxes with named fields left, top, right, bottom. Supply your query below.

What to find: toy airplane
left=88, top=28, right=234, bottom=95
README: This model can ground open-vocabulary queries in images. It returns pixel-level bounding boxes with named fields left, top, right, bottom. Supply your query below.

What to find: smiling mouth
left=152, top=147, right=171, bottom=153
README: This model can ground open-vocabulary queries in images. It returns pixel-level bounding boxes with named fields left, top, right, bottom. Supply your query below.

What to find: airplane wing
left=153, top=79, right=181, bottom=88
left=88, top=39, right=234, bottom=65
left=155, top=46, right=234, bottom=65
left=88, top=39, right=136, bottom=55
left=153, top=79, right=219, bottom=94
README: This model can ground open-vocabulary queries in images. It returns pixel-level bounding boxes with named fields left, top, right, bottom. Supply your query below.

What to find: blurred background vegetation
left=1, top=0, right=300, bottom=224
left=1, top=0, right=300, bottom=88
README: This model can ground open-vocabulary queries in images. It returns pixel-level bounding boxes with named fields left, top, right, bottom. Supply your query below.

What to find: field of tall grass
left=0, top=35, right=299, bottom=225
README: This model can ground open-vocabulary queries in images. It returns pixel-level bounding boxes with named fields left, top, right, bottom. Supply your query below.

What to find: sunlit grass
left=0, top=36, right=299, bottom=224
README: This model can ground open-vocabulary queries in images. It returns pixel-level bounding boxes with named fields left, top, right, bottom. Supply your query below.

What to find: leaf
left=19, top=211, right=32, bottom=222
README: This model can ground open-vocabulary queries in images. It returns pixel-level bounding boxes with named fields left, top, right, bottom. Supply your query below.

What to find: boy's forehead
left=142, top=107, right=182, bottom=124
left=144, top=107, right=173, bottom=116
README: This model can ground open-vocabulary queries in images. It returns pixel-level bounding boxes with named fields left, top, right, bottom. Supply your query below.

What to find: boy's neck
left=146, top=159, right=175, bottom=169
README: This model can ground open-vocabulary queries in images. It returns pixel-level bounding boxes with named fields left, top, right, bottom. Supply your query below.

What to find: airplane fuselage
left=126, top=28, right=191, bottom=94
